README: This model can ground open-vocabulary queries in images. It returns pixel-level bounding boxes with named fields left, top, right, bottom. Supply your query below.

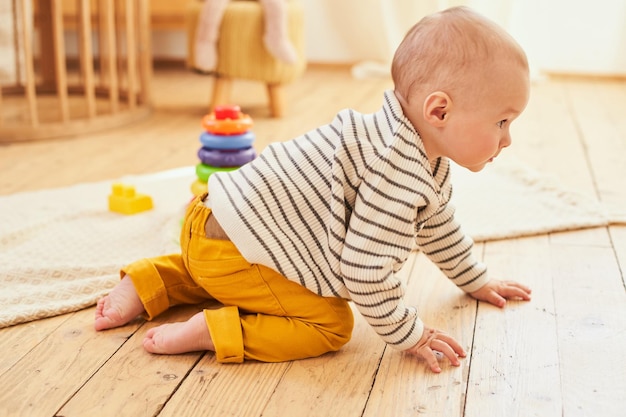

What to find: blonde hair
left=392, top=6, right=528, bottom=103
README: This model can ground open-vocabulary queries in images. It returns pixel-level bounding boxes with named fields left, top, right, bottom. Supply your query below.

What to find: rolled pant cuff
left=122, top=259, right=169, bottom=321
left=204, top=306, right=244, bottom=363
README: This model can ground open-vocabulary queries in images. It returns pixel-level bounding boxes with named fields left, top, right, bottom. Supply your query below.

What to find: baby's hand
left=470, top=280, right=532, bottom=308
left=404, top=327, right=466, bottom=373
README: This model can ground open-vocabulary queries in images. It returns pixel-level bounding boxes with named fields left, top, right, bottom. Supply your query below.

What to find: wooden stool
left=186, top=0, right=306, bottom=117
left=0, top=0, right=152, bottom=142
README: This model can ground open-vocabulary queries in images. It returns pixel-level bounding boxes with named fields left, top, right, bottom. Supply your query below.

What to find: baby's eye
left=497, top=119, right=508, bottom=128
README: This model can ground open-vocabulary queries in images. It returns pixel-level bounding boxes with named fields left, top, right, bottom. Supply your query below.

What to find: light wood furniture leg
left=266, top=83, right=284, bottom=118
left=210, top=76, right=233, bottom=112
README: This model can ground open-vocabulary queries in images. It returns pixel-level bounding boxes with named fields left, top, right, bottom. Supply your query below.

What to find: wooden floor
left=1, top=65, right=625, bottom=417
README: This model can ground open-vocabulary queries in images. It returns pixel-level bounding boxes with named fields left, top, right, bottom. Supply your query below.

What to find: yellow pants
left=122, top=195, right=354, bottom=363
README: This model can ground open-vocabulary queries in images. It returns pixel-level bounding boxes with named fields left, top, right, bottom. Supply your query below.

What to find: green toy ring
left=195, top=163, right=238, bottom=182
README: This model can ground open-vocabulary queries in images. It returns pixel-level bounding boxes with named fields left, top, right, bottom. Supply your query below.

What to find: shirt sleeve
left=416, top=200, right=490, bottom=293
left=337, top=162, right=426, bottom=352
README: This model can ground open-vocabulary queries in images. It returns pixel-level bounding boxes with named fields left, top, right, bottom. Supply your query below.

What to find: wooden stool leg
left=267, top=83, right=284, bottom=118
left=210, top=76, right=233, bottom=112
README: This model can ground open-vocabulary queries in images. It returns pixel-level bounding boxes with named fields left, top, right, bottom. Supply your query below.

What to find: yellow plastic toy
left=108, top=183, right=153, bottom=215
left=190, top=179, right=208, bottom=197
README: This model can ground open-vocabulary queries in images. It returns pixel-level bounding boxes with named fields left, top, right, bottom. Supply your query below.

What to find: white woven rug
left=1, top=158, right=623, bottom=328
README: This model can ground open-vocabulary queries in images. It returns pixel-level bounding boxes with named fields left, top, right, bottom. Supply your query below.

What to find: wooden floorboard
left=58, top=306, right=202, bottom=417
left=0, top=312, right=69, bottom=375
left=611, top=226, right=626, bottom=288
left=0, top=65, right=624, bottom=417
left=159, top=358, right=289, bottom=417
left=465, top=236, right=562, bottom=417
left=0, top=309, right=141, bottom=416
left=363, top=252, right=475, bottom=417
left=550, top=228, right=625, bottom=417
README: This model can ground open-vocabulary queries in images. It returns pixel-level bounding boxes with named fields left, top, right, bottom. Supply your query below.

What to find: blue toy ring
left=199, top=131, right=255, bottom=150
left=197, top=146, right=256, bottom=167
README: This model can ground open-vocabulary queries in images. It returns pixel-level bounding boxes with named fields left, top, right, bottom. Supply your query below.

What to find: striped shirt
left=209, top=90, right=488, bottom=351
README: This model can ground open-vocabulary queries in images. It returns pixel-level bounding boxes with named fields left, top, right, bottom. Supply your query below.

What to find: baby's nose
left=501, top=133, right=512, bottom=148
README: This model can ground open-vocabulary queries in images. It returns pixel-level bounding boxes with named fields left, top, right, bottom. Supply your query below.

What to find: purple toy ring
left=197, top=146, right=256, bottom=167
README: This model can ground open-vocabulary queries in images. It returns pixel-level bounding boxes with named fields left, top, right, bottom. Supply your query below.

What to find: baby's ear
left=423, top=92, right=451, bottom=127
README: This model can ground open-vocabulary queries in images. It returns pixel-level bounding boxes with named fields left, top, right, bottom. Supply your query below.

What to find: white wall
left=507, top=0, right=626, bottom=75
left=301, top=0, right=626, bottom=76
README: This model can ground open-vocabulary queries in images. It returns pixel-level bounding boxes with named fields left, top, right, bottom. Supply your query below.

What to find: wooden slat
left=137, top=0, right=152, bottom=105
left=36, top=0, right=56, bottom=88
left=11, top=0, right=22, bottom=86
left=97, top=0, right=106, bottom=84
left=51, top=0, right=70, bottom=121
left=17, top=0, right=38, bottom=126
left=124, top=0, right=137, bottom=108
left=102, top=0, right=119, bottom=112
left=77, top=0, right=96, bottom=117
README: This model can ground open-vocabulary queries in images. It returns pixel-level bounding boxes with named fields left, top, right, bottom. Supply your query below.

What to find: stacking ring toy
left=202, top=113, right=253, bottom=135
left=200, top=131, right=255, bottom=150
left=197, top=146, right=256, bottom=167
left=190, top=179, right=208, bottom=196
left=195, top=163, right=238, bottom=182
left=214, top=105, right=241, bottom=119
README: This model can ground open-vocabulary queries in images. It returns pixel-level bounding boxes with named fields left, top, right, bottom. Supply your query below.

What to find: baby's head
left=392, top=7, right=530, bottom=172
left=392, top=6, right=528, bottom=106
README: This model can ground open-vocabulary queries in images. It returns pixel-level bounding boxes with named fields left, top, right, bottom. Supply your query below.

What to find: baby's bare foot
left=143, top=312, right=214, bottom=354
left=94, top=275, right=144, bottom=331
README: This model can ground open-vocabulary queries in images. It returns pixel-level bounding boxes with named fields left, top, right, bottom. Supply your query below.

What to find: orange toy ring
left=202, top=113, right=254, bottom=135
